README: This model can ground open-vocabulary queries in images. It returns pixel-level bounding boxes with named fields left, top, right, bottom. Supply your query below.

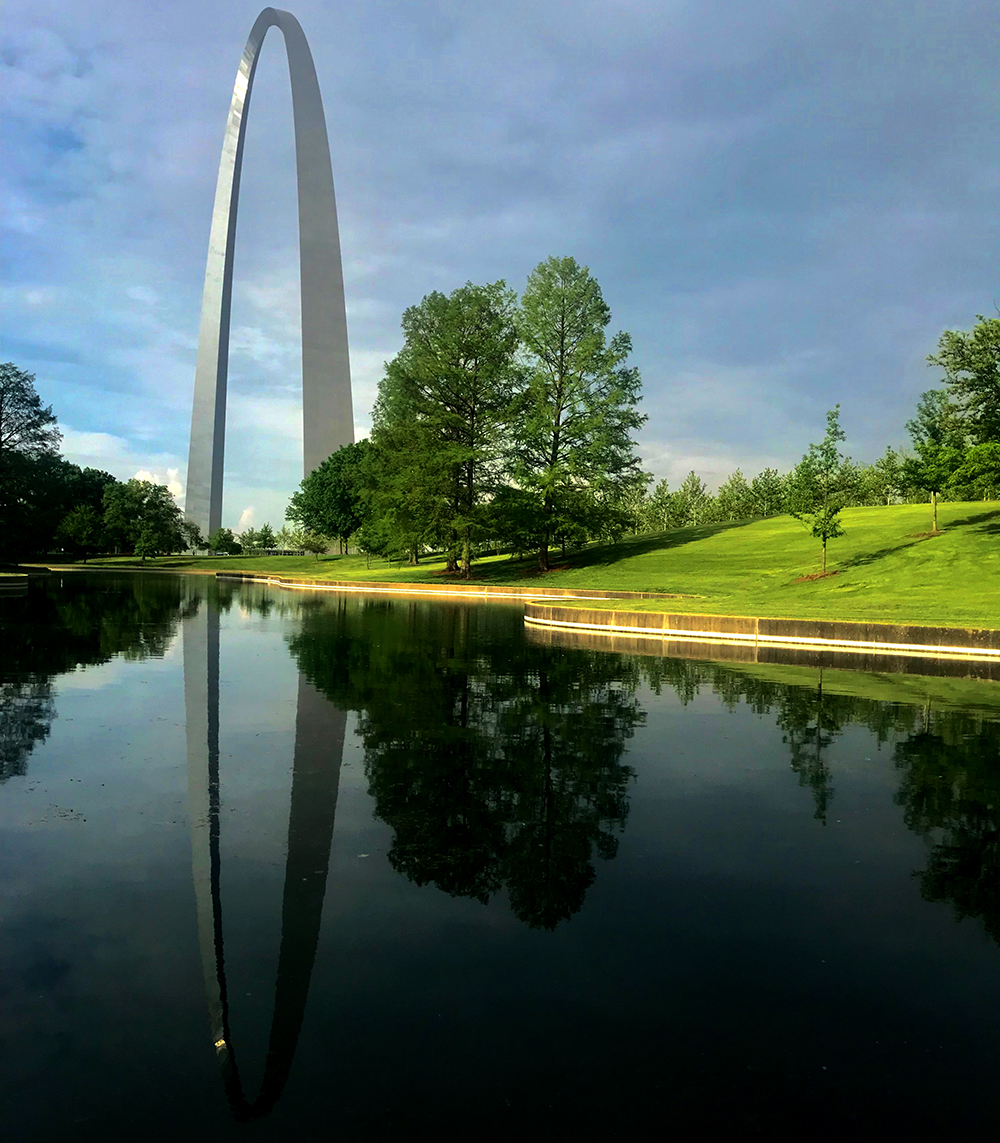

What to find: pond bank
left=523, top=601, right=1000, bottom=677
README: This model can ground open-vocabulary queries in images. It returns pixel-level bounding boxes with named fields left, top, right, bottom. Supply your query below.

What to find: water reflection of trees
left=642, top=658, right=924, bottom=822
left=0, top=575, right=190, bottom=780
left=893, top=710, right=1000, bottom=943
left=288, top=599, right=643, bottom=929
left=641, top=655, right=1000, bottom=943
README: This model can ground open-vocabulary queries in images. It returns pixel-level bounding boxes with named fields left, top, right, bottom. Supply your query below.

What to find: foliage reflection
left=0, top=574, right=191, bottom=780
left=287, top=598, right=643, bottom=928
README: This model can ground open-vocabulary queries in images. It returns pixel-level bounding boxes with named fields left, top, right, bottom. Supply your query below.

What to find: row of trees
left=4, top=299, right=996, bottom=570
left=0, top=361, right=198, bottom=561
left=286, top=308, right=998, bottom=573
left=287, top=256, right=646, bottom=575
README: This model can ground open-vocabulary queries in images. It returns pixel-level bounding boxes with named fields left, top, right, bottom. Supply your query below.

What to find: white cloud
left=237, top=506, right=256, bottom=531
left=60, top=426, right=186, bottom=486
left=133, top=467, right=183, bottom=502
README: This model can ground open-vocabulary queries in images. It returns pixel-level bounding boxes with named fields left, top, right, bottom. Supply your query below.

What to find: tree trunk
left=822, top=539, right=827, bottom=573
left=932, top=490, right=938, bottom=532
left=461, top=529, right=472, bottom=579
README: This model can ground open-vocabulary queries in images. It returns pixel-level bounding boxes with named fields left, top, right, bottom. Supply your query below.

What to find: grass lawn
left=41, top=500, right=1000, bottom=629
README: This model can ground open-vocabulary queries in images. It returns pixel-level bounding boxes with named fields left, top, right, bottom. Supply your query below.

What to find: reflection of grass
left=42, top=500, right=999, bottom=628
left=711, top=660, right=1000, bottom=714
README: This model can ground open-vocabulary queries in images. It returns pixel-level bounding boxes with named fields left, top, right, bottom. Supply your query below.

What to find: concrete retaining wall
left=524, top=622, right=1000, bottom=682
left=216, top=571, right=695, bottom=603
left=523, top=603, right=1000, bottom=662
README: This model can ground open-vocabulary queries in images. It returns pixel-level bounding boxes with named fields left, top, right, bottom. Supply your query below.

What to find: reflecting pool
left=2, top=573, right=999, bottom=1138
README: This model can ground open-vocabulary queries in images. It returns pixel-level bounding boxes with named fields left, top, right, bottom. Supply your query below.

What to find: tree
left=257, top=522, right=276, bottom=549
left=0, top=362, right=61, bottom=465
left=673, top=471, right=712, bottom=527
left=927, top=314, right=1000, bottom=444
left=207, top=527, right=241, bottom=555
left=750, top=467, right=785, bottom=517
left=786, top=406, right=848, bottom=572
left=286, top=440, right=372, bottom=554
left=102, top=479, right=186, bottom=556
left=647, top=479, right=675, bottom=531
left=948, top=442, right=1000, bottom=501
left=903, top=390, right=965, bottom=532
left=0, top=366, right=122, bottom=560
left=181, top=520, right=207, bottom=551
left=371, top=282, right=520, bottom=577
left=513, top=256, right=646, bottom=570
left=55, top=505, right=103, bottom=562
left=871, top=446, right=903, bottom=505
left=300, top=533, right=329, bottom=560
left=716, top=468, right=753, bottom=521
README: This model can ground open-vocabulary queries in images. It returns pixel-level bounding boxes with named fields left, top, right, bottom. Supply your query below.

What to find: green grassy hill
left=47, top=500, right=999, bottom=628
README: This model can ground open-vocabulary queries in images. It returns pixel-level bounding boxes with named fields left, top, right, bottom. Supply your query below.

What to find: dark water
left=2, top=573, right=999, bottom=1140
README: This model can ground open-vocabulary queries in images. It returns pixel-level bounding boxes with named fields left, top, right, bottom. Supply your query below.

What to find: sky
left=2, top=0, right=997, bottom=530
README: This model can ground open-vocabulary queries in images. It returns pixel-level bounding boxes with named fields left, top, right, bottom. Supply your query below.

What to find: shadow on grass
left=948, top=508, right=1000, bottom=536
left=839, top=540, right=924, bottom=571
left=459, top=519, right=755, bottom=583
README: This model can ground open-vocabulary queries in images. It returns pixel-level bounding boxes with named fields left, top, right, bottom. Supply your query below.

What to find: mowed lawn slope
left=50, top=501, right=999, bottom=628
left=542, top=501, right=1000, bottom=627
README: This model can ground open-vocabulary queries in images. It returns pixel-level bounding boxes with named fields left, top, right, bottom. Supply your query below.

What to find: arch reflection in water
left=182, top=601, right=346, bottom=1121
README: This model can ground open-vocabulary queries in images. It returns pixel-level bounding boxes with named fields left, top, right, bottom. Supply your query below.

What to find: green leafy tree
left=513, top=256, right=646, bottom=570
left=371, top=282, right=519, bottom=576
left=55, top=505, right=104, bottom=561
left=286, top=440, right=372, bottom=553
left=0, top=366, right=119, bottom=559
left=786, top=406, right=848, bottom=572
left=207, top=527, right=241, bottom=554
left=749, top=467, right=785, bottom=517
left=256, top=522, right=276, bottom=549
left=716, top=468, right=753, bottom=521
left=903, top=390, right=965, bottom=532
left=647, top=479, right=676, bottom=531
left=674, top=471, right=712, bottom=527
left=948, top=442, right=1000, bottom=501
left=300, top=533, right=329, bottom=559
left=181, top=520, right=207, bottom=551
left=102, top=479, right=186, bottom=556
left=0, top=362, right=61, bottom=465
left=927, top=314, right=1000, bottom=444
left=872, top=446, right=903, bottom=505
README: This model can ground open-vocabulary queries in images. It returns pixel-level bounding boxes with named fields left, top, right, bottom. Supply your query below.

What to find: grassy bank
left=38, top=500, right=1000, bottom=629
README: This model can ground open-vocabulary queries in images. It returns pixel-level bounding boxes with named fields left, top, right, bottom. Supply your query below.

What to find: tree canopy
left=927, top=314, right=1000, bottom=445
left=786, top=405, right=848, bottom=571
left=513, top=256, right=647, bottom=569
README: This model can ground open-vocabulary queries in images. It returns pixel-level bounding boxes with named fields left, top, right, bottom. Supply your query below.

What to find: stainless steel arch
left=186, top=7, right=353, bottom=539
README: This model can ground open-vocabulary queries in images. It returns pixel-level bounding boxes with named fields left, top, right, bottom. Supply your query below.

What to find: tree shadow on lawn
left=947, top=508, right=1000, bottom=536
left=466, top=519, right=755, bottom=582
left=839, top=539, right=925, bottom=571
left=838, top=508, right=1000, bottom=572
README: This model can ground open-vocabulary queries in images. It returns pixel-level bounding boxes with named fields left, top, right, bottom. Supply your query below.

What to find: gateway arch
left=186, top=8, right=353, bottom=539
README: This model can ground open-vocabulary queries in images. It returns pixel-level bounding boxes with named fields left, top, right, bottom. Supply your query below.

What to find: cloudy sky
left=3, top=0, right=997, bottom=529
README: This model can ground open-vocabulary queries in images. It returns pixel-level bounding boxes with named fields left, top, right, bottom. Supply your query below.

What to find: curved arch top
left=186, top=8, right=354, bottom=539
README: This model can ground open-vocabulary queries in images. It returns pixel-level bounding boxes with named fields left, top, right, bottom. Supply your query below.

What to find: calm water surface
left=2, top=573, right=999, bottom=1139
